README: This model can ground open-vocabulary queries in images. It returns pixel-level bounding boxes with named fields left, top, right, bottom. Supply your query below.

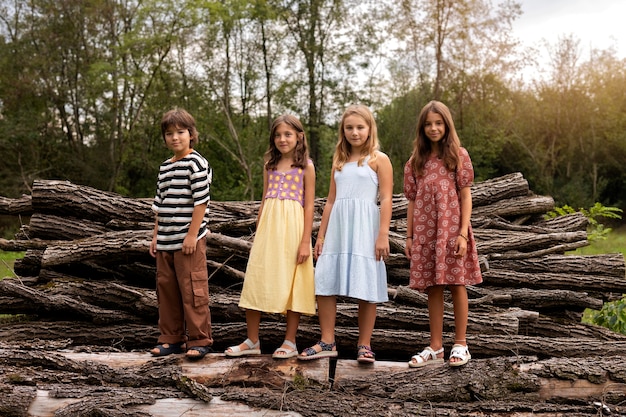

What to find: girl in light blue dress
left=298, top=104, right=393, bottom=363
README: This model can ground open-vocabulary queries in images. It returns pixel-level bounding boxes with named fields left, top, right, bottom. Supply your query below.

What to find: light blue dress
left=314, top=158, right=388, bottom=303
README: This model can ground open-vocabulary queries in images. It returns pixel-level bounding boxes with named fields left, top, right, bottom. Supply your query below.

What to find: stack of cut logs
left=1, top=173, right=626, bottom=417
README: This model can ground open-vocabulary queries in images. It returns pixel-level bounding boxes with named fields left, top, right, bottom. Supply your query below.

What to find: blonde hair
left=334, top=104, right=379, bottom=171
left=407, top=100, right=461, bottom=177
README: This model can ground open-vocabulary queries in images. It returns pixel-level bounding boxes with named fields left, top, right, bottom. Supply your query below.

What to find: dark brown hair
left=264, top=114, right=310, bottom=170
left=407, top=101, right=461, bottom=177
left=160, top=108, right=199, bottom=148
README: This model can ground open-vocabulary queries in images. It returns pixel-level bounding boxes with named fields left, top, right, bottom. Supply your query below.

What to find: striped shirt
left=152, top=150, right=212, bottom=251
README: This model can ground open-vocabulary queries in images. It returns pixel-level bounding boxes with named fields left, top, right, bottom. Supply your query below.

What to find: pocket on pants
left=191, top=271, right=209, bottom=307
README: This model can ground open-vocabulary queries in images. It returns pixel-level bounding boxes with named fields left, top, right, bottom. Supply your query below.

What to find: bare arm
left=298, top=163, right=316, bottom=264
left=404, top=200, right=414, bottom=259
left=314, top=168, right=337, bottom=260
left=150, top=216, right=158, bottom=258
left=454, top=186, right=472, bottom=257
left=372, top=152, right=393, bottom=260
left=182, top=203, right=207, bottom=255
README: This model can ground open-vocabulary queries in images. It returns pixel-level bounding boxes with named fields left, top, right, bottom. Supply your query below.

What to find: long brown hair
left=407, top=100, right=460, bottom=177
left=264, top=114, right=310, bottom=170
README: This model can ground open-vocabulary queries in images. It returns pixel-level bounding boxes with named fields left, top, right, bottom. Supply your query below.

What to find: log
left=464, top=286, right=604, bottom=311
left=475, top=230, right=588, bottom=254
left=31, top=179, right=153, bottom=223
left=2, top=347, right=625, bottom=417
left=332, top=355, right=626, bottom=404
left=472, top=195, right=554, bottom=218
left=473, top=212, right=589, bottom=233
left=0, top=194, right=32, bottom=215
left=395, top=284, right=604, bottom=311
left=481, top=269, right=626, bottom=293
left=469, top=172, right=530, bottom=207
left=27, top=213, right=109, bottom=240
left=487, top=253, right=625, bottom=277
left=40, top=230, right=151, bottom=268
left=0, top=280, right=141, bottom=324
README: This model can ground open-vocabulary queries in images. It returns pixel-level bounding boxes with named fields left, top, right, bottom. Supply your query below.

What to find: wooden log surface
left=1, top=347, right=625, bottom=417
left=0, top=194, right=32, bottom=215
left=1, top=174, right=626, bottom=416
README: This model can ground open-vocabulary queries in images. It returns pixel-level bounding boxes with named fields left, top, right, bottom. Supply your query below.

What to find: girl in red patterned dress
left=403, top=101, right=482, bottom=368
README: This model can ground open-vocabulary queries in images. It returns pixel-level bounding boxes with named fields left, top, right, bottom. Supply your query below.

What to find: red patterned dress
left=403, top=148, right=483, bottom=291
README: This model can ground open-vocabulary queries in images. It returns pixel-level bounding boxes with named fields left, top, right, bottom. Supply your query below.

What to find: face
left=343, top=114, right=370, bottom=149
left=164, top=125, right=192, bottom=158
left=273, top=122, right=299, bottom=156
left=423, top=111, right=446, bottom=144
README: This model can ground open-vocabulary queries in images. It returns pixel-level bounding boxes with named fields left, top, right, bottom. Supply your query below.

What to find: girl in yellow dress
left=225, top=115, right=316, bottom=359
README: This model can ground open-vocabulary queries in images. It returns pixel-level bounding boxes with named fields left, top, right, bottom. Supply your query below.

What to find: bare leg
left=357, top=300, right=376, bottom=347
left=357, top=300, right=377, bottom=360
left=449, top=285, right=469, bottom=364
left=273, top=310, right=301, bottom=356
left=426, top=286, right=445, bottom=352
left=408, top=286, right=445, bottom=365
left=300, top=295, right=337, bottom=355
left=225, top=309, right=261, bottom=352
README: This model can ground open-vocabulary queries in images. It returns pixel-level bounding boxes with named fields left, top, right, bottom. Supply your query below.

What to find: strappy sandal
left=185, top=345, right=213, bottom=361
left=150, top=342, right=185, bottom=357
left=272, top=340, right=298, bottom=359
left=224, top=338, right=261, bottom=357
left=449, top=344, right=471, bottom=367
left=297, top=340, right=338, bottom=361
left=408, top=346, right=444, bottom=368
left=357, top=345, right=376, bottom=364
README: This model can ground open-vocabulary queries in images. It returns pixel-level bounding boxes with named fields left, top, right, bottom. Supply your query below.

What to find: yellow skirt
left=238, top=198, right=316, bottom=315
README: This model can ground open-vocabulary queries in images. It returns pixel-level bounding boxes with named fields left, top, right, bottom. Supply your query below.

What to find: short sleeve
left=403, top=161, right=417, bottom=200
left=457, top=147, right=474, bottom=190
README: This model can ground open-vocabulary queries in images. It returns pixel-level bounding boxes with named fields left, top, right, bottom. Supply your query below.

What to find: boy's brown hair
left=160, top=108, right=199, bottom=147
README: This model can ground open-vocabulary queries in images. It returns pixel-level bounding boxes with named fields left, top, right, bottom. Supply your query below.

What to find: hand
left=149, top=236, right=157, bottom=258
left=181, top=235, right=197, bottom=255
left=404, top=236, right=412, bottom=259
left=375, top=235, right=390, bottom=262
left=297, top=241, right=311, bottom=264
left=313, top=240, right=324, bottom=260
left=454, top=236, right=467, bottom=258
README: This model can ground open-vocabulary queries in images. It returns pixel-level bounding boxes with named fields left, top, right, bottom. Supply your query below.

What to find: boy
left=149, top=108, right=214, bottom=360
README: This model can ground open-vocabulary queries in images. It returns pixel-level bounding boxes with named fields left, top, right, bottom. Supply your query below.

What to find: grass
left=0, top=250, right=23, bottom=279
left=571, top=224, right=626, bottom=256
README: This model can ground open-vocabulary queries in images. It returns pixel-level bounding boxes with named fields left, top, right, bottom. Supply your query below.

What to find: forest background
left=0, top=0, right=625, bottom=234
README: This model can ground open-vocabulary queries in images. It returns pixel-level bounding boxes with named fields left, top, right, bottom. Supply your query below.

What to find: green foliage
left=582, top=296, right=626, bottom=335
left=0, top=251, right=23, bottom=279
left=0, top=0, right=625, bottom=212
left=545, top=203, right=623, bottom=242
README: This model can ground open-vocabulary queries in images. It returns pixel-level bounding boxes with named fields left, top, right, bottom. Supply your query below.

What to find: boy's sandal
left=449, top=344, right=471, bottom=367
left=408, top=346, right=444, bottom=368
left=150, top=342, right=185, bottom=357
left=272, top=340, right=298, bottom=359
left=224, top=338, right=261, bottom=357
left=356, top=345, right=376, bottom=364
left=297, top=340, right=338, bottom=361
left=186, top=345, right=213, bottom=361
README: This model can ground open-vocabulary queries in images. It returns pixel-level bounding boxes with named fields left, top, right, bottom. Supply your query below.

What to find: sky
left=511, top=0, right=626, bottom=78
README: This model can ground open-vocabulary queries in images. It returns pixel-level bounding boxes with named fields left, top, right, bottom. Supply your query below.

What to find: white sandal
left=224, top=338, right=261, bottom=357
left=408, top=346, right=444, bottom=368
left=449, top=344, right=471, bottom=367
left=272, top=340, right=298, bottom=359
